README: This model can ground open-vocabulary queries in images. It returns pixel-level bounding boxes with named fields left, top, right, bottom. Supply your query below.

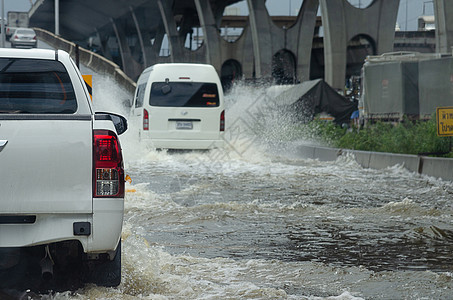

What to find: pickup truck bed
left=0, top=49, right=126, bottom=291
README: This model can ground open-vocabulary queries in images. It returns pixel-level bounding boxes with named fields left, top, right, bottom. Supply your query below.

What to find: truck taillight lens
left=93, top=130, right=124, bottom=198
left=220, top=110, right=225, bottom=131
left=143, top=109, right=149, bottom=131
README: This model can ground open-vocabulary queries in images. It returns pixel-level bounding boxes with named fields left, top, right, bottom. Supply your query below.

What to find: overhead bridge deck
left=28, top=0, right=442, bottom=91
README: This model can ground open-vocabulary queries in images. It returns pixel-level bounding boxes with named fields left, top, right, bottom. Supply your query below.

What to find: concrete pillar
left=320, top=0, right=399, bottom=91
left=434, top=0, right=453, bottom=53
left=320, top=0, right=346, bottom=90
left=130, top=6, right=147, bottom=67
left=151, top=26, right=165, bottom=59
left=247, top=0, right=274, bottom=79
left=96, top=29, right=113, bottom=60
left=111, top=18, right=143, bottom=79
left=287, top=0, right=319, bottom=82
left=157, top=0, right=184, bottom=62
left=141, top=27, right=163, bottom=66
left=194, top=0, right=222, bottom=69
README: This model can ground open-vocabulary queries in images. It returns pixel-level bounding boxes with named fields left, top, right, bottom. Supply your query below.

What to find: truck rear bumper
left=0, top=198, right=123, bottom=253
left=11, top=40, right=37, bottom=48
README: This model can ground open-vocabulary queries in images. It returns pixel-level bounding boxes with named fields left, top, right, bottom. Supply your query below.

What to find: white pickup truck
left=0, top=49, right=127, bottom=291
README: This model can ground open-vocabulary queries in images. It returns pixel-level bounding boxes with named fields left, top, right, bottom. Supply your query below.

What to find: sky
left=3, top=0, right=434, bottom=32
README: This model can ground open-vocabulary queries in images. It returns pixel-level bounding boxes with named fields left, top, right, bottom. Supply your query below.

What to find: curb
left=296, top=145, right=453, bottom=181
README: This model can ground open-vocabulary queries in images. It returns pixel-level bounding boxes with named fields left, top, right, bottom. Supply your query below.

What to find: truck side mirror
left=95, top=112, right=128, bottom=135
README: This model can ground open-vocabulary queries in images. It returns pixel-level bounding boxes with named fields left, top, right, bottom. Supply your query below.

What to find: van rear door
left=148, top=81, right=223, bottom=140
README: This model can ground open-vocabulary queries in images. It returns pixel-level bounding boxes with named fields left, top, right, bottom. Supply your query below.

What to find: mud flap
left=84, top=241, right=121, bottom=287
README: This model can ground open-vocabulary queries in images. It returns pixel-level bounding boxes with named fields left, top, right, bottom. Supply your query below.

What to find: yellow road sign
left=436, top=106, right=453, bottom=136
left=82, top=75, right=93, bottom=101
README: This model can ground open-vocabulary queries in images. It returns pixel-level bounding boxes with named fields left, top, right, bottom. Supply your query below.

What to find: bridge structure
left=28, top=0, right=445, bottom=91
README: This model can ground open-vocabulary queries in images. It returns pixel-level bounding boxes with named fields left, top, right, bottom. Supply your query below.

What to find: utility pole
left=1, top=0, right=4, bottom=48
left=55, top=0, right=59, bottom=36
left=405, top=0, right=408, bottom=31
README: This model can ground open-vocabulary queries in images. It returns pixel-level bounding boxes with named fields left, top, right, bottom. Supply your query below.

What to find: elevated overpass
left=28, top=0, right=435, bottom=91
left=30, top=0, right=244, bottom=81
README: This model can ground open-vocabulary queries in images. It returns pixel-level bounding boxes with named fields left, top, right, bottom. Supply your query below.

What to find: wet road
left=69, top=81, right=453, bottom=299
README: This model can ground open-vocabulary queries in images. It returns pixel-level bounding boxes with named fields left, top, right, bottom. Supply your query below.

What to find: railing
left=33, top=27, right=136, bottom=95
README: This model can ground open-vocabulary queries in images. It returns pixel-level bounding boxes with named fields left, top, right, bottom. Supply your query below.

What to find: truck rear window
left=0, top=58, right=77, bottom=114
left=150, top=82, right=219, bottom=107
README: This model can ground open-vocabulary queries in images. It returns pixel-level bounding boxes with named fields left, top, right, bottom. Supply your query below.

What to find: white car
left=130, top=63, right=225, bottom=150
left=0, top=49, right=126, bottom=291
left=9, top=28, right=37, bottom=48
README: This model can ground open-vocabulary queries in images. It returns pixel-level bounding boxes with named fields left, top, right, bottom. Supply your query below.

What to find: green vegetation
left=304, top=118, right=453, bottom=158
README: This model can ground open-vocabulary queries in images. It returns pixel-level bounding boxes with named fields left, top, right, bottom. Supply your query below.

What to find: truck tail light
left=220, top=110, right=225, bottom=132
left=143, top=109, right=149, bottom=131
left=93, top=130, right=124, bottom=198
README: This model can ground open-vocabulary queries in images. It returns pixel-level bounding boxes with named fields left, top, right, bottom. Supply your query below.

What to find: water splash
left=46, top=76, right=453, bottom=299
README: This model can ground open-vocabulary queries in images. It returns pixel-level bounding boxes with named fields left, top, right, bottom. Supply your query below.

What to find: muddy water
left=49, top=80, right=453, bottom=299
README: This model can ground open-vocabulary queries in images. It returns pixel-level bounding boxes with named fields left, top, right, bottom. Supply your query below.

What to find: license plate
left=176, top=121, right=193, bottom=130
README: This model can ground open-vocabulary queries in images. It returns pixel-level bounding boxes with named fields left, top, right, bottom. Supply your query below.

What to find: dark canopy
left=274, top=79, right=358, bottom=124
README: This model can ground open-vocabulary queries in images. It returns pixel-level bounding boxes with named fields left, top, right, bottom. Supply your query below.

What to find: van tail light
left=220, top=110, right=225, bottom=132
left=93, top=130, right=124, bottom=198
left=143, top=109, right=149, bottom=131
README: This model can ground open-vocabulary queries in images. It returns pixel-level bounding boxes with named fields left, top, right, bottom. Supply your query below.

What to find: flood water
left=29, top=75, right=453, bottom=298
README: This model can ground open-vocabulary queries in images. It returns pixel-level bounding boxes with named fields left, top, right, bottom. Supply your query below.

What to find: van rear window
left=150, top=82, right=219, bottom=107
left=0, top=58, right=77, bottom=114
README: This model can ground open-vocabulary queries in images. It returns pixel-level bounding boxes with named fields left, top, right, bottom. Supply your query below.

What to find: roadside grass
left=302, top=118, right=453, bottom=158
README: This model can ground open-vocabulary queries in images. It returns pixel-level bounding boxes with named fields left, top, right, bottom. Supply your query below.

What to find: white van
left=131, top=63, right=225, bottom=150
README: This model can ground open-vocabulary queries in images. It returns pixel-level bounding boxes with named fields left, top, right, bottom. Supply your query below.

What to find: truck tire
left=84, top=241, right=121, bottom=287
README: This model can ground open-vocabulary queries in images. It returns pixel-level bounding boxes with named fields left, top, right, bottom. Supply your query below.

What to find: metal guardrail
left=33, top=27, right=136, bottom=95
